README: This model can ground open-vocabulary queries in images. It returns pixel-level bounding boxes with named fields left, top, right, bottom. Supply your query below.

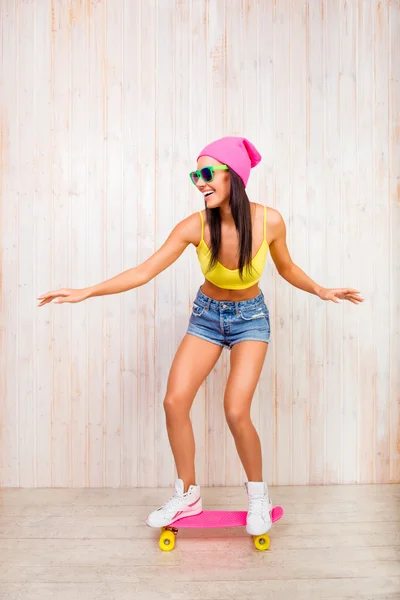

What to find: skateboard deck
left=171, top=506, right=283, bottom=528
left=158, top=506, right=284, bottom=552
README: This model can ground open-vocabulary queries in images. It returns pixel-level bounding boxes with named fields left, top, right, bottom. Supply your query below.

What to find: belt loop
left=235, top=301, right=239, bottom=316
left=206, top=297, right=212, bottom=312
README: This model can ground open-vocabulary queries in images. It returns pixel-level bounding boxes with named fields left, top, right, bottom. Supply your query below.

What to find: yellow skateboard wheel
left=253, top=534, right=270, bottom=551
left=159, top=529, right=175, bottom=551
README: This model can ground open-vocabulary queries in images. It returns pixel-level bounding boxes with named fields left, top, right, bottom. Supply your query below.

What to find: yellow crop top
left=195, top=206, right=269, bottom=290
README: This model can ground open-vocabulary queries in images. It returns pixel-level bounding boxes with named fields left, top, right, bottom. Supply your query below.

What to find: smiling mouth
left=204, top=191, right=214, bottom=198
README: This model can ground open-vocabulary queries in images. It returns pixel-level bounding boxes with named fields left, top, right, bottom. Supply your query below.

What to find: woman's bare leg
left=224, top=341, right=268, bottom=481
left=164, top=334, right=223, bottom=492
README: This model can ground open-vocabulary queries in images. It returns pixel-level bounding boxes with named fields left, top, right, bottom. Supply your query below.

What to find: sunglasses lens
left=190, top=172, right=199, bottom=184
left=201, top=167, right=213, bottom=182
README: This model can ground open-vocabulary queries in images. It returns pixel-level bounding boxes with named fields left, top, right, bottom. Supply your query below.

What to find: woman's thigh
left=164, top=333, right=223, bottom=414
left=224, top=340, right=268, bottom=417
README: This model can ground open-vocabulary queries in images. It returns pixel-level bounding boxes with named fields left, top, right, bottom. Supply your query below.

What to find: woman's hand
left=317, top=287, right=364, bottom=305
left=37, top=288, right=90, bottom=307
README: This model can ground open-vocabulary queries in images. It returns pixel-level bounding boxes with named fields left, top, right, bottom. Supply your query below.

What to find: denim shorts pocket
left=192, top=303, right=206, bottom=317
left=239, top=306, right=269, bottom=321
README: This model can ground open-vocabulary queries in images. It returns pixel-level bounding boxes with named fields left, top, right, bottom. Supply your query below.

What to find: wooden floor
left=0, top=485, right=399, bottom=600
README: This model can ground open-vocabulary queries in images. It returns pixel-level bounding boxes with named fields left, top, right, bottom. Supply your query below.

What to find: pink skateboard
left=158, top=506, right=284, bottom=551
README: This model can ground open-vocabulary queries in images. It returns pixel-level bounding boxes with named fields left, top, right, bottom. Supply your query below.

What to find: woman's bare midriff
left=200, top=280, right=261, bottom=302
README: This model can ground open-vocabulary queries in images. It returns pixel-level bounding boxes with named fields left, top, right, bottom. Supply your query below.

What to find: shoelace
left=248, top=494, right=270, bottom=516
left=160, top=491, right=184, bottom=513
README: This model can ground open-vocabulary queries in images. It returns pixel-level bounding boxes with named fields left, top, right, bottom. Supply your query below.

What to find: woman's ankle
left=178, top=478, right=197, bottom=493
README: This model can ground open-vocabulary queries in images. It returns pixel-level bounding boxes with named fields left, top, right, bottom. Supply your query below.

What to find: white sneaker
left=146, top=478, right=202, bottom=528
left=245, top=481, right=272, bottom=535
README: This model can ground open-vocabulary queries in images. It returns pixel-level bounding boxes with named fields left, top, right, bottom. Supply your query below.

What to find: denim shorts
left=186, top=288, right=271, bottom=349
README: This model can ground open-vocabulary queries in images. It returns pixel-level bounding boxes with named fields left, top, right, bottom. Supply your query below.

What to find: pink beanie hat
left=197, top=136, right=262, bottom=187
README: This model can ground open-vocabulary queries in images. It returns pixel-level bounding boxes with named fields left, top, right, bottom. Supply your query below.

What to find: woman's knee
left=224, top=405, right=251, bottom=430
left=163, top=392, right=192, bottom=421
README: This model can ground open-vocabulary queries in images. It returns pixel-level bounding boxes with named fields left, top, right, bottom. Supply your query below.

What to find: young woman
left=38, top=136, right=363, bottom=536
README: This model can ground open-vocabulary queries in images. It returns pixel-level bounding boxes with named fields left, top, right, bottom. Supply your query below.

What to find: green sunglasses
left=189, top=165, right=229, bottom=185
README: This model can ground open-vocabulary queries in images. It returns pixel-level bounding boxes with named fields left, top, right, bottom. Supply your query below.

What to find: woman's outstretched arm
left=268, top=209, right=363, bottom=305
left=37, top=214, right=199, bottom=307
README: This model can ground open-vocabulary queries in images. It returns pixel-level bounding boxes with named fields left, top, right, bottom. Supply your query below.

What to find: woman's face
left=195, top=156, right=231, bottom=207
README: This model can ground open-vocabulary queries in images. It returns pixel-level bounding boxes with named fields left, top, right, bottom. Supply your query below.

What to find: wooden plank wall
left=0, top=0, right=399, bottom=488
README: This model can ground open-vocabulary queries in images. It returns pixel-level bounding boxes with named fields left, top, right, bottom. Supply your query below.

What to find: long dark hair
left=205, top=169, right=255, bottom=280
